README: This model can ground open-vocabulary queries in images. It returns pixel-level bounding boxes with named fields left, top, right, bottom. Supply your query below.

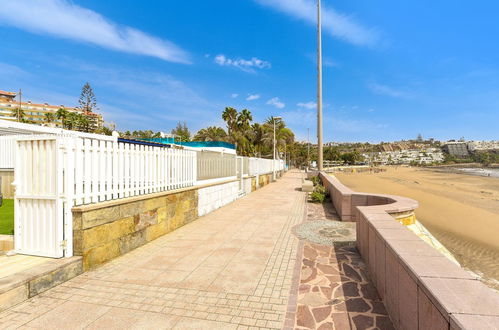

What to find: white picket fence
left=69, top=138, right=196, bottom=206
left=7, top=133, right=285, bottom=258
left=0, top=136, right=16, bottom=169
left=248, top=157, right=283, bottom=176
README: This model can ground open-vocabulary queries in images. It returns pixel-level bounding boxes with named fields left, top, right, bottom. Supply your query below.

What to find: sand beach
left=333, top=166, right=499, bottom=290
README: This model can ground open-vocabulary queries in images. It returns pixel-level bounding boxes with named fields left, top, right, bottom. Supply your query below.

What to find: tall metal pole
left=317, top=0, right=324, bottom=171
left=273, top=118, right=276, bottom=181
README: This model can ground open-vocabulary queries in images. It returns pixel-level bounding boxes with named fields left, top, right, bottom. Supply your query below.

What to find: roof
left=0, top=90, right=17, bottom=96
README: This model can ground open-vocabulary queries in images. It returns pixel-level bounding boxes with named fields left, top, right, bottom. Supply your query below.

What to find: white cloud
left=368, top=83, right=411, bottom=98
left=267, top=97, right=285, bottom=109
left=246, top=94, right=261, bottom=101
left=214, top=54, right=271, bottom=73
left=0, top=0, right=190, bottom=64
left=323, top=58, right=340, bottom=68
left=254, top=0, right=379, bottom=46
left=231, top=93, right=239, bottom=98
left=297, top=101, right=317, bottom=110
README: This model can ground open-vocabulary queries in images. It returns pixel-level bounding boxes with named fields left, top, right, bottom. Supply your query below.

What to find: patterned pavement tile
left=286, top=199, right=394, bottom=330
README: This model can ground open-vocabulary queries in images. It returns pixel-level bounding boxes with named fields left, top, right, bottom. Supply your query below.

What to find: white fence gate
left=14, top=136, right=68, bottom=258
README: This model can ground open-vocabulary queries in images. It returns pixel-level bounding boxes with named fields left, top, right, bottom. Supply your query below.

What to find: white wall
left=198, top=181, right=239, bottom=217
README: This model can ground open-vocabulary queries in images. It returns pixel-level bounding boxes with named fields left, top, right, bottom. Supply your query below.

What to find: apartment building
left=0, top=90, right=103, bottom=129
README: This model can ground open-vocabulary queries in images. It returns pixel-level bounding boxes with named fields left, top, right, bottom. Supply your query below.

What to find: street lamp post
left=317, top=0, right=324, bottom=171
left=273, top=116, right=282, bottom=181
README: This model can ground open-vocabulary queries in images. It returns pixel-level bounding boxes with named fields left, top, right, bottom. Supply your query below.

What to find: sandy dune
left=334, top=166, right=499, bottom=290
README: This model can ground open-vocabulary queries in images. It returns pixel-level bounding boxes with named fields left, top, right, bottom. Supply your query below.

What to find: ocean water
left=456, top=167, right=499, bottom=178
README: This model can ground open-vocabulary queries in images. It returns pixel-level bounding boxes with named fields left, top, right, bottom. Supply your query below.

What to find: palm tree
left=75, top=113, right=91, bottom=132
left=44, top=112, right=55, bottom=125
left=64, top=112, right=78, bottom=130
left=222, top=107, right=238, bottom=143
left=237, top=109, right=253, bottom=128
left=56, top=108, right=69, bottom=128
left=11, top=107, right=26, bottom=122
left=227, top=109, right=252, bottom=155
left=261, top=118, right=295, bottom=158
left=193, top=126, right=227, bottom=141
left=250, top=123, right=265, bottom=156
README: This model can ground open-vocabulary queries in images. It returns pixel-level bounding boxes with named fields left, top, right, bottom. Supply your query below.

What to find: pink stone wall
left=319, top=171, right=499, bottom=329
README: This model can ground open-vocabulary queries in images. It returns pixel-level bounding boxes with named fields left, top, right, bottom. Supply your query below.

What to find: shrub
left=310, top=184, right=328, bottom=203
left=310, top=190, right=326, bottom=203
left=315, top=184, right=326, bottom=195
left=311, top=176, right=321, bottom=186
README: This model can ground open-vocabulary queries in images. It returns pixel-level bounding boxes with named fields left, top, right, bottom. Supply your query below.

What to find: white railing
left=248, top=157, right=284, bottom=176
left=197, top=150, right=236, bottom=181
left=0, top=135, right=16, bottom=169
left=68, top=137, right=196, bottom=206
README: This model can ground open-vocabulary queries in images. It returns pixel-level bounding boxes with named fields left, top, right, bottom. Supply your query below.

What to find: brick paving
left=0, top=171, right=306, bottom=329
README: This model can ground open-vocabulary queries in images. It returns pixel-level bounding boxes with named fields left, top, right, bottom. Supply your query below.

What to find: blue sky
left=1, top=0, right=498, bottom=142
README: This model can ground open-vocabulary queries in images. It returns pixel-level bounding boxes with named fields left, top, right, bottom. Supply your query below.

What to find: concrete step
left=0, top=256, right=83, bottom=312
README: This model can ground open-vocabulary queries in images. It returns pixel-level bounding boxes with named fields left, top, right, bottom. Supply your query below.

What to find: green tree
left=11, top=107, right=27, bottom=122
left=341, top=151, right=364, bottom=165
left=171, top=122, right=191, bottom=142
left=75, top=113, right=91, bottom=132
left=222, top=107, right=238, bottom=144
left=261, top=117, right=294, bottom=158
left=78, top=82, right=98, bottom=114
left=193, top=126, right=227, bottom=141
left=64, top=112, right=78, bottom=130
left=56, top=108, right=69, bottom=128
left=44, top=112, right=55, bottom=124
left=324, top=146, right=341, bottom=161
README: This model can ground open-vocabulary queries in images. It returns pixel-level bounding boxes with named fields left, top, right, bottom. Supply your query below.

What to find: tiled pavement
left=290, top=200, right=394, bottom=329
left=0, top=171, right=306, bottom=329
left=0, top=171, right=392, bottom=329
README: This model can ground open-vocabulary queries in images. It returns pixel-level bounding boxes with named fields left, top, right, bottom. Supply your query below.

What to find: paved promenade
left=0, top=170, right=391, bottom=329
left=1, top=172, right=306, bottom=329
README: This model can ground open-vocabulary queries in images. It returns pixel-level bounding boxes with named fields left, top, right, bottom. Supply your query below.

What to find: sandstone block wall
left=73, top=189, right=198, bottom=270
left=72, top=171, right=283, bottom=270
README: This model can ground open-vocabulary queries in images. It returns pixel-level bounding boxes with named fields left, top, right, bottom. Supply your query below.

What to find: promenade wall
left=319, top=172, right=499, bottom=329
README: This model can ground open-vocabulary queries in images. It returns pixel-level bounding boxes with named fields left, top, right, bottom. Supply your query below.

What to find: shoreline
left=426, top=165, right=499, bottom=178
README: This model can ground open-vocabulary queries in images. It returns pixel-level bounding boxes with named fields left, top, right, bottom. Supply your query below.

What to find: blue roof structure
left=143, top=138, right=235, bottom=150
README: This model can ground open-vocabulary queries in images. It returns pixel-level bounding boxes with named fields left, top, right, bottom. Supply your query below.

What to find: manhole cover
left=293, top=220, right=356, bottom=247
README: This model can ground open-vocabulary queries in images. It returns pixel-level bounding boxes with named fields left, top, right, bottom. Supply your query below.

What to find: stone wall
left=72, top=188, right=198, bottom=270
left=319, top=173, right=417, bottom=223
left=320, top=172, right=499, bottom=329
left=72, top=172, right=283, bottom=270
left=251, top=171, right=283, bottom=192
